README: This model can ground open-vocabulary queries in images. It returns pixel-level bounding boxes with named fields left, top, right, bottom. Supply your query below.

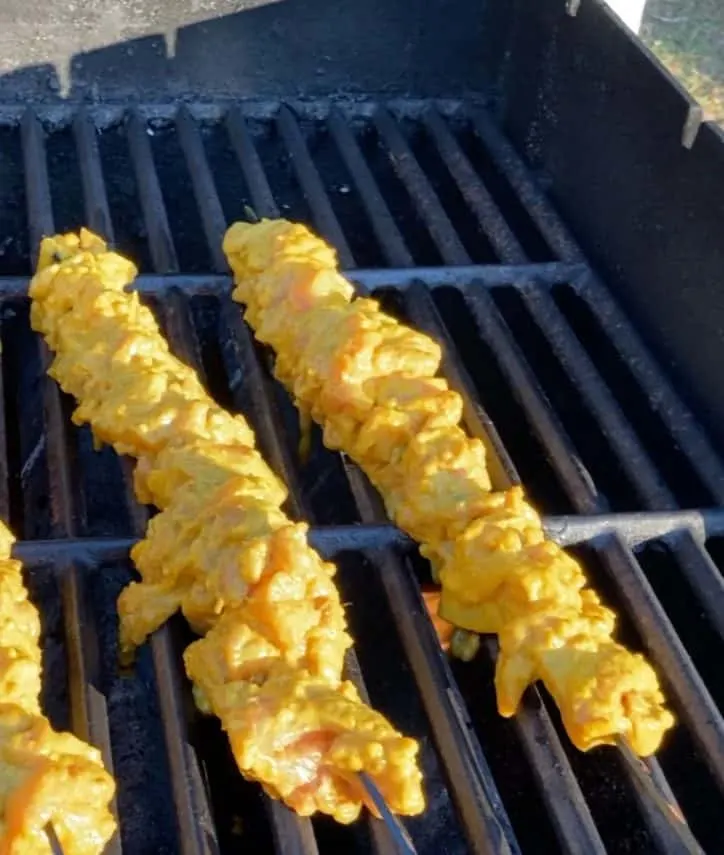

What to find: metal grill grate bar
left=11, top=506, right=724, bottom=568
left=422, top=108, right=525, bottom=264
left=149, top=624, right=220, bottom=855
left=332, top=111, right=606, bottom=854
left=281, top=103, right=607, bottom=853
left=183, top=107, right=412, bottom=855
left=460, top=289, right=605, bottom=512
left=468, top=106, right=724, bottom=502
left=75, top=112, right=218, bottom=853
left=226, top=107, right=281, bottom=220
left=411, top=106, right=724, bottom=802
left=272, top=104, right=521, bottom=855
left=277, top=105, right=355, bottom=268
left=516, top=290, right=675, bottom=508
left=21, top=113, right=123, bottom=855
left=374, top=108, right=469, bottom=264
left=125, top=113, right=221, bottom=855
left=74, top=109, right=115, bottom=242
left=665, top=536, right=724, bottom=640
left=127, top=110, right=179, bottom=274
left=422, top=104, right=724, bottom=719
left=61, top=564, right=123, bottom=855
left=354, top=105, right=709, bottom=851
left=328, top=108, right=415, bottom=268
left=176, top=108, right=228, bottom=274
left=172, top=115, right=324, bottom=855
left=469, top=110, right=583, bottom=262
left=21, top=109, right=80, bottom=537
left=0, top=262, right=587, bottom=298
left=603, top=538, right=724, bottom=782
left=21, top=110, right=54, bottom=256
left=7, top=101, right=724, bottom=854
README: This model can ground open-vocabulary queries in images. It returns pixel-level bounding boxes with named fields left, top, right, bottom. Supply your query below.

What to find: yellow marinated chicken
left=185, top=622, right=424, bottom=823
left=223, top=217, right=675, bottom=756
left=495, top=592, right=669, bottom=756
left=0, top=709, right=116, bottom=855
left=29, top=230, right=337, bottom=660
left=0, top=543, right=42, bottom=717
left=30, top=231, right=424, bottom=822
left=0, top=523, right=116, bottom=855
left=31, top=232, right=257, bottom=463
left=124, top=479, right=349, bottom=682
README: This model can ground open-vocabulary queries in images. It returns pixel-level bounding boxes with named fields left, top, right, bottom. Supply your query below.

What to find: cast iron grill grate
left=2, top=99, right=724, bottom=854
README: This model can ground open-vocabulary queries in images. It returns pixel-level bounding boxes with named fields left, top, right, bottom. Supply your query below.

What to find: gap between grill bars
left=3, top=99, right=724, bottom=855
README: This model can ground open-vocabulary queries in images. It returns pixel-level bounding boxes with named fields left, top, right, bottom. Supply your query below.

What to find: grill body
left=1, top=2, right=724, bottom=855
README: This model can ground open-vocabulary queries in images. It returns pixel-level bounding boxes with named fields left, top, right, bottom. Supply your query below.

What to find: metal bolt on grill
left=2, top=99, right=724, bottom=854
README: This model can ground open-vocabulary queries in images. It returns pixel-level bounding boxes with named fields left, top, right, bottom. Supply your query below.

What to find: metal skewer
left=616, top=738, right=705, bottom=855
left=45, top=823, right=65, bottom=855
left=358, top=772, right=417, bottom=855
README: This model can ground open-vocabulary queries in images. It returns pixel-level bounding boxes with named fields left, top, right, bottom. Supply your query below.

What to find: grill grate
left=2, top=99, right=724, bottom=854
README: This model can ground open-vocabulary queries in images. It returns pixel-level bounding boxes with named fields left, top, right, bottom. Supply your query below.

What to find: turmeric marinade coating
left=29, top=230, right=424, bottom=823
left=0, top=522, right=116, bottom=855
left=223, top=218, right=675, bottom=757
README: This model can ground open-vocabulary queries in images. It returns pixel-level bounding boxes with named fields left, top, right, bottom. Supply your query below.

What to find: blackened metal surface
left=3, top=100, right=724, bottom=855
left=496, top=0, right=724, bottom=455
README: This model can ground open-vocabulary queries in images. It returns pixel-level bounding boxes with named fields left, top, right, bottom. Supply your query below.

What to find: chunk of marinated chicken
left=122, top=501, right=349, bottom=681
left=0, top=521, right=116, bottom=853
left=30, top=230, right=424, bottom=823
left=224, top=218, right=674, bottom=757
left=0, top=708, right=116, bottom=855
left=30, top=231, right=256, bottom=459
left=495, top=592, right=674, bottom=755
left=185, top=627, right=424, bottom=824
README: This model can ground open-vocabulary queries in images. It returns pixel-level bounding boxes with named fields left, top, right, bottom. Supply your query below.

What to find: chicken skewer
left=0, top=521, right=116, bottom=855
left=46, top=824, right=65, bottom=855
left=29, top=230, right=424, bottom=824
left=223, top=217, right=675, bottom=758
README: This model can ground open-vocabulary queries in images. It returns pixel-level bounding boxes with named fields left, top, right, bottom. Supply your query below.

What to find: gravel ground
left=641, top=0, right=724, bottom=123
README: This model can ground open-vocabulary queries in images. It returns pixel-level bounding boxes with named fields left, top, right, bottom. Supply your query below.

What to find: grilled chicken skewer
left=29, top=230, right=424, bottom=824
left=223, top=217, right=675, bottom=757
left=0, top=522, right=115, bottom=854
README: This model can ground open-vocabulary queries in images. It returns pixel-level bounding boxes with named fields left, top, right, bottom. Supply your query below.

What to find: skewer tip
left=45, top=823, right=64, bottom=855
left=358, top=772, right=417, bottom=855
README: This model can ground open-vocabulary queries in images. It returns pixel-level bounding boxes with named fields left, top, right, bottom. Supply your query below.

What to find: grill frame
left=4, top=98, right=724, bottom=855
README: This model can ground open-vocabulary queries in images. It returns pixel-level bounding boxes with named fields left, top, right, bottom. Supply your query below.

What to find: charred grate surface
left=1, top=99, right=723, bottom=854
